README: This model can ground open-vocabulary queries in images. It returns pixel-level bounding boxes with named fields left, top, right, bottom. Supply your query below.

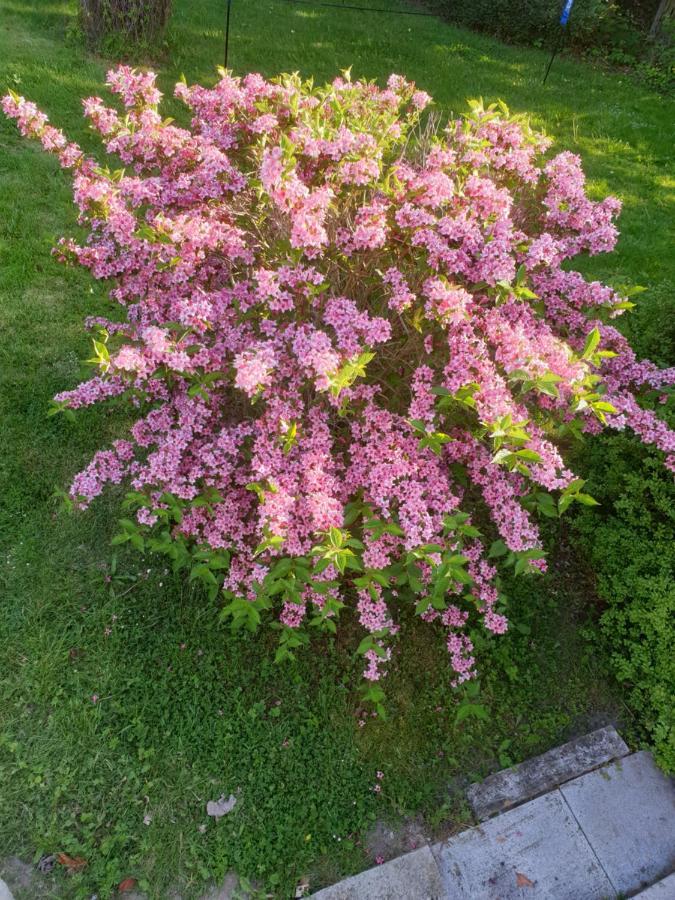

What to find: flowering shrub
left=4, top=68, right=674, bottom=703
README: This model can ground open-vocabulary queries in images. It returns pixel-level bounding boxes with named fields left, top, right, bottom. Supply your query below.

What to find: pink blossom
left=234, top=345, right=276, bottom=396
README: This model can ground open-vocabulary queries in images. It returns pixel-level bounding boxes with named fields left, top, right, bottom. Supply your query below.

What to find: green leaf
left=409, top=418, right=428, bottom=434
left=515, top=448, right=542, bottom=463
left=447, top=554, right=469, bottom=566
left=253, top=533, right=284, bottom=557
left=518, top=287, right=538, bottom=300
left=449, top=566, right=473, bottom=585
left=562, top=478, right=586, bottom=496
left=282, top=420, right=298, bottom=454
left=455, top=703, right=489, bottom=724
left=415, top=598, right=431, bottom=615
left=535, top=493, right=558, bottom=518
left=492, top=448, right=513, bottom=466
left=356, top=636, right=374, bottom=656
left=558, top=494, right=573, bottom=516
left=328, top=526, right=344, bottom=548
left=575, top=493, right=600, bottom=506
left=189, top=564, right=218, bottom=587
left=343, top=503, right=364, bottom=526
left=327, top=351, right=374, bottom=397
left=488, top=539, right=508, bottom=558
left=581, top=327, right=601, bottom=360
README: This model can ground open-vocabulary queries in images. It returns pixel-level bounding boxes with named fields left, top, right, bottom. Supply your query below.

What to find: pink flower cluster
left=4, top=69, right=672, bottom=689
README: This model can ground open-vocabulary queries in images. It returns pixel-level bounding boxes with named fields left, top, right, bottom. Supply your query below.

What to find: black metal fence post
left=225, top=0, right=233, bottom=69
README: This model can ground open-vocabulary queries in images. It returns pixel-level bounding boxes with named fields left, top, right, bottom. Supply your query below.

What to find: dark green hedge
left=434, top=0, right=646, bottom=49
left=573, top=437, right=675, bottom=772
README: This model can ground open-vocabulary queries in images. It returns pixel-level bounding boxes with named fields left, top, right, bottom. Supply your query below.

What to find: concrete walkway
left=314, top=728, right=675, bottom=899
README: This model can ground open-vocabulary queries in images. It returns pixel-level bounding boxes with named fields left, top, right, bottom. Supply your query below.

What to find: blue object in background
left=560, top=0, right=575, bottom=26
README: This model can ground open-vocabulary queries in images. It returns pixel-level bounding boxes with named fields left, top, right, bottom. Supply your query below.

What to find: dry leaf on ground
left=56, top=853, right=87, bottom=873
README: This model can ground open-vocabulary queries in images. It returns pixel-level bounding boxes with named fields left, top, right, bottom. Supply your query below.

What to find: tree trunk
left=649, top=0, right=675, bottom=39
left=80, top=0, right=172, bottom=47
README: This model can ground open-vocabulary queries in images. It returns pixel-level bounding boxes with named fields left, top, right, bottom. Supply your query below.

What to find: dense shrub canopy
left=433, top=0, right=653, bottom=46
left=574, top=439, right=675, bottom=772
left=4, top=69, right=673, bottom=699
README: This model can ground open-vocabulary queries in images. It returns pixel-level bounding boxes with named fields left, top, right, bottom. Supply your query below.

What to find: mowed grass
left=0, top=1, right=672, bottom=897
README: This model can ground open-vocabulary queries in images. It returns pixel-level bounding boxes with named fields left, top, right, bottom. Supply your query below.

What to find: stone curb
left=311, top=846, right=443, bottom=899
left=634, top=871, right=675, bottom=897
left=466, top=725, right=629, bottom=821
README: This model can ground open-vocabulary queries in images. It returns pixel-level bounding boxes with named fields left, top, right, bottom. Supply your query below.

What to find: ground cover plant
left=0, top=1, right=673, bottom=897
left=573, top=437, right=675, bottom=770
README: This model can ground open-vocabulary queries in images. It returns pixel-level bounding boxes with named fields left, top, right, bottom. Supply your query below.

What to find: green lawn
left=0, top=1, right=672, bottom=897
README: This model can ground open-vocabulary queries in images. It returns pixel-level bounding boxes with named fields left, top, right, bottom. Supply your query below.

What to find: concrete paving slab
left=634, top=871, right=675, bottom=897
left=560, top=751, right=675, bottom=896
left=467, top=726, right=629, bottom=821
left=311, top=846, right=443, bottom=899
left=0, top=857, right=55, bottom=900
left=0, top=880, right=13, bottom=900
left=431, top=790, right=615, bottom=899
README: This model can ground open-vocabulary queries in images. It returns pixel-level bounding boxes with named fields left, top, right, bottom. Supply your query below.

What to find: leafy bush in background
left=433, top=0, right=673, bottom=91
left=79, top=0, right=172, bottom=51
left=3, top=69, right=674, bottom=707
left=574, top=437, right=675, bottom=771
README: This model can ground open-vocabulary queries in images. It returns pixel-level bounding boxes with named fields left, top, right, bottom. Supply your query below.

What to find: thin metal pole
left=544, top=0, right=574, bottom=84
left=542, top=28, right=564, bottom=85
left=224, top=0, right=233, bottom=69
